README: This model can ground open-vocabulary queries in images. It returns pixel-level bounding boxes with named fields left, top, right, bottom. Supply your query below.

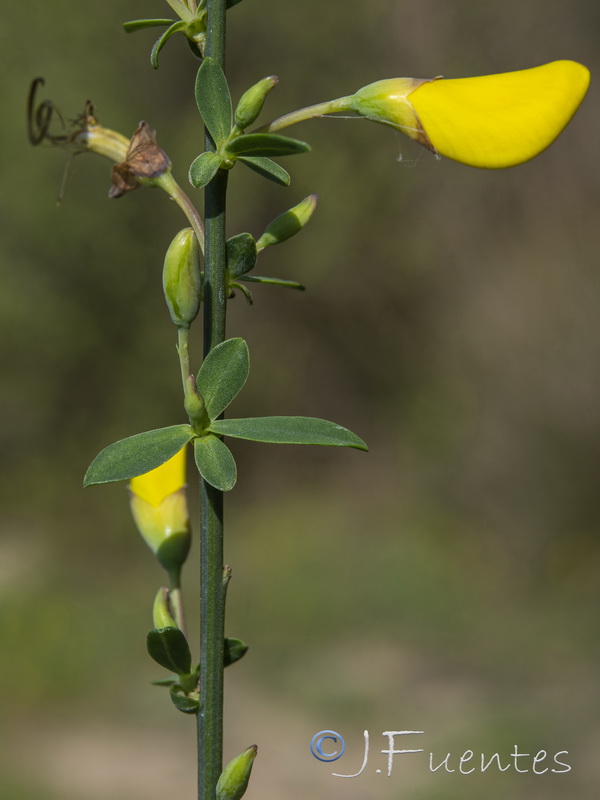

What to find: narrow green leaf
left=209, top=416, right=368, bottom=450
left=224, top=637, right=248, bottom=666
left=229, top=282, right=254, bottom=304
left=226, top=0, right=245, bottom=7
left=197, top=338, right=250, bottom=419
left=227, top=133, right=310, bottom=157
left=227, top=233, right=257, bottom=278
left=147, top=627, right=192, bottom=674
left=241, top=275, right=305, bottom=291
left=239, top=157, right=290, bottom=186
left=170, top=685, right=200, bottom=714
left=194, top=435, right=237, bottom=491
left=83, top=424, right=195, bottom=487
left=123, top=18, right=174, bottom=33
left=150, top=20, right=187, bottom=69
left=152, top=676, right=177, bottom=686
left=189, top=151, right=224, bottom=188
left=195, top=57, right=233, bottom=145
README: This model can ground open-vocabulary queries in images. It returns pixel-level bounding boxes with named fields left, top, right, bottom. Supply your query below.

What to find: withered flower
left=109, top=121, right=172, bottom=198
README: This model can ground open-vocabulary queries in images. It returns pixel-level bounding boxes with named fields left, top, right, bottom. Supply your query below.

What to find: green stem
left=157, top=172, right=205, bottom=254
left=197, top=3, right=228, bottom=800
left=254, top=95, right=355, bottom=133
left=177, top=327, right=191, bottom=394
left=203, top=168, right=228, bottom=353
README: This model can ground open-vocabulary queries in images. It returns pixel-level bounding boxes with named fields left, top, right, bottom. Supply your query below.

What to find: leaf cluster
left=147, top=626, right=248, bottom=714
left=189, top=58, right=310, bottom=190
left=84, top=338, right=367, bottom=493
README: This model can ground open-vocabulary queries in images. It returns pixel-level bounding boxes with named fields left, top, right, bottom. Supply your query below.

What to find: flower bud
left=152, top=586, right=177, bottom=630
left=163, top=227, right=201, bottom=328
left=234, top=76, right=279, bottom=130
left=129, top=448, right=191, bottom=571
left=216, top=745, right=258, bottom=800
left=350, top=61, right=590, bottom=169
left=256, top=194, right=317, bottom=252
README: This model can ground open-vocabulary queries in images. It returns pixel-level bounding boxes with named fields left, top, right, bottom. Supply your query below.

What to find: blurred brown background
left=1, top=1, right=599, bottom=798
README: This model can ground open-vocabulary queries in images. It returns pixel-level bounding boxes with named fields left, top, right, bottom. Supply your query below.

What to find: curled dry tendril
left=28, top=77, right=95, bottom=147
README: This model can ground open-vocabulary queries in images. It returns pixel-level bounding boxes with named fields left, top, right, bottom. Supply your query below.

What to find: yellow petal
left=409, top=60, right=590, bottom=168
left=130, top=447, right=187, bottom=507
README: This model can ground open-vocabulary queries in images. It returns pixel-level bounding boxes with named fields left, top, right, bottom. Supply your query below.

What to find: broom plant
left=30, top=1, right=589, bottom=798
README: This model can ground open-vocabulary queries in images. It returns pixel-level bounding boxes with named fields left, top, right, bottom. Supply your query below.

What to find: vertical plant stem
left=198, top=3, right=227, bottom=800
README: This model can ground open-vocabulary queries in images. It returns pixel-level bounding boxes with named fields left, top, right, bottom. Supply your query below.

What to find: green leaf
left=170, top=685, right=200, bottom=714
left=189, top=151, right=224, bottom=188
left=241, top=275, right=305, bottom=291
left=194, top=435, right=237, bottom=491
left=197, top=338, right=250, bottom=419
left=227, top=233, right=257, bottom=278
left=209, top=416, right=368, bottom=450
left=239, top=157, right=290, bottom=186
left=123, top=18, right=174, bottom=33
left=226, top=0, right=245, bottom=7
left=84, top=425, right=195, bottom=487
left=147, top=627, right=192, bottom=674
left=227, top=133, right=310, bottom=158
left=224, top=637, right=248, bottom=666
left=195, top=57, right=233, bottom=145
left=150, top=20, right=187, bottom=69
left=152, top=676, right=178, bottom=686
left=229, top=282, right=254, bottom=304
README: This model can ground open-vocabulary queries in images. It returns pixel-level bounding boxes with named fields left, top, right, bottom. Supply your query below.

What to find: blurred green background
left=2, top=1, right=599, bottom=798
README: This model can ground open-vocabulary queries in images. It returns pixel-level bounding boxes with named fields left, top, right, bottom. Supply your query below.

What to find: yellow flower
left=129, top=448, right=191, bottom=571
left=350, top=61, right=590, bottom=168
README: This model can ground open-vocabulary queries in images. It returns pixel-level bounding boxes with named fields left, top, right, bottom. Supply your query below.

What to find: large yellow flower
left=350, top=61, right=590, bottom=168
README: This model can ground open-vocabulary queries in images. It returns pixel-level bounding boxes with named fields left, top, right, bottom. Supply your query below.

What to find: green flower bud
left=256, top=194, right=317, bottom=252
left=216, top=745, right=258, bottom=800
left=152, top=587, right=177, bottom=630
left=163, top=227, right=201, bottom=328
left=234, top=76, right=279, bottom=130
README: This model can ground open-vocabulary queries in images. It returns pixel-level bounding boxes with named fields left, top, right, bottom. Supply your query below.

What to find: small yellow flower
left=129, top=448, right=191, bottom=571
left=351, top=60, right=590, bottom=168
